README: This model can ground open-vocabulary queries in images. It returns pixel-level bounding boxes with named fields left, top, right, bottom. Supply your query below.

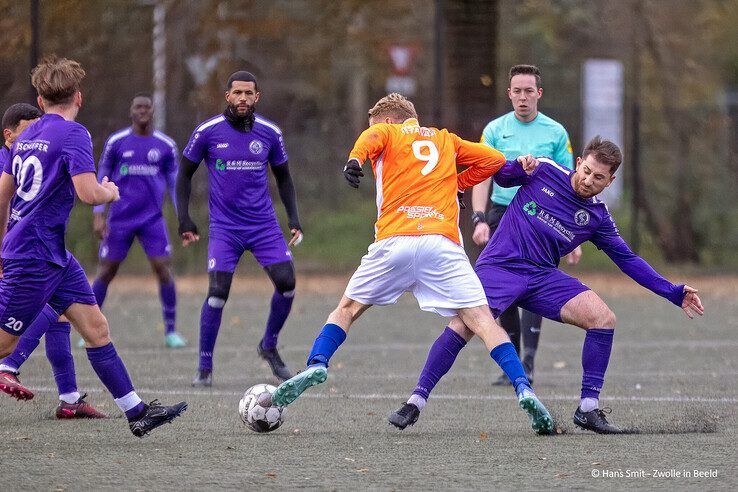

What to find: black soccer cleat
left=191, top=369, right=212, bottom=387
left=129, top=400, right=187, bottom=438
left=522, top=357, right=535, bottom=385
left=388, top=402, right=420, bottom=430
left=257, top=343, right=293, bottom=381
left=573, top=406, right=623, bottom=434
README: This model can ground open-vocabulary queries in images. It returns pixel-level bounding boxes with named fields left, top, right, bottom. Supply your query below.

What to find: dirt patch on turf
left=105, top=273, right=738, bottom=297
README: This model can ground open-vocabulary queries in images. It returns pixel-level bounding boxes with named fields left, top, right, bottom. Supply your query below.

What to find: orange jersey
left=349, top=118, right=505, bottom=245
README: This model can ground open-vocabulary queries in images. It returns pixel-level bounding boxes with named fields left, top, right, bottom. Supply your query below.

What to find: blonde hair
left=31, top=55, right=86, bottom=105
left=368, top=93, right=417, bottom=121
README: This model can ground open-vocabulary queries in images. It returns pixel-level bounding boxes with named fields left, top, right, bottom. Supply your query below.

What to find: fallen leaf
left=367, top=412, right=375, bottom=416
left=479, top=432, right=488, bottom=440
left=265, top=472, right=276, bottom=478
left=356, top=468, right=369, bottom=473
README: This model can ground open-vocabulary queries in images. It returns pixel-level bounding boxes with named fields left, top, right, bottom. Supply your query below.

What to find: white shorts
left=344, top=235, right=487, bottom=317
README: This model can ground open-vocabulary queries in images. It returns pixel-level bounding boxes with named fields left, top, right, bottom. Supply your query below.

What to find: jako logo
left=523, top=200, right=538, bottom=216
left=216, top=143, right=229, bottom=148
left=541, top=187, right=555, bottom=197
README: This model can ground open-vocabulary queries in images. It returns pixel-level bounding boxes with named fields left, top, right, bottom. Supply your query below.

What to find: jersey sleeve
left=480, top=121, right=497, bottom=148
left=492, top=159, right=531, bottom=188
left=182, top=126, right=208, bottom=163
left=164, top=141, right=179, bottom=212
left=553, top=128, right=574, bottom=169
left=591, top=211, right=685, bottom=306
left=268, top=127, right=289, bottom=166
left=93, top=134, right=117, bottom=213
left=453, top=134, right=506, bottom=190
left=64, top=125, right=96, bottom=177
left=348, top=124, right=391, bottom=165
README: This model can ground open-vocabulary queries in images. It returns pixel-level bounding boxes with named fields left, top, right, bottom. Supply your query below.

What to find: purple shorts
left=207, top=226, right=292, bottom=273
left=0, top=255, right=97, bottom=336
left=474, top=261, right=589, bottom=322
left=100, top=217, right=172, bottom=262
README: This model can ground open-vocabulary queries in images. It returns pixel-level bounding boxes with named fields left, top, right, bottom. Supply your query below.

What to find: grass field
left=1, top=275, right=736, bottom=490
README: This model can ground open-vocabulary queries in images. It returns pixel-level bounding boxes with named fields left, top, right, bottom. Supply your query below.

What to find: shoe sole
left=132, top=402, right=188, bottom=438
left=519, top=396, right=554, bottom=435
left=0, top=381, right=34, bottom=400
left=272, top=367, right=327, bottom=406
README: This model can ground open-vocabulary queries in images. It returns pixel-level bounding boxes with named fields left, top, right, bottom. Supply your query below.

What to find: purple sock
left=581, top=328, right=615, bottom=399
left=92, top=278, right=109, bottom=308
left=1, top=305, right=56, bottom=371
left=199, top=301, right=224, bottom=371
left=260, top=290, right=294, bottom=350
left=159, top=281, right=177, bottom=334
left=45, top=321, right=77, bottom=395
left=412, top=327, right=467, bottom=400
left=86, top=342, right=144, bottom=420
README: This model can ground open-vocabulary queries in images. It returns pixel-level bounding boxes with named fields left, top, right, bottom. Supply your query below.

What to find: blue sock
left=199, top=301, right=224, bottom=371
left=412, top=327, right=467, bottom=400
left=581, top=328, right=614, bottom=400
left=45, top=321, right=77, bottom=395
left=92, top=278, right=109, bottom=308
left=159, top=281, right=177, bottom=334
left=490, top=341, right=531, bottom=396
left=1, top=305, right=56, bottom=371
left=86, top=342, right=144, bottom=420
left=306, top=323, right=347, bottom=367
left=261, top=290, right=294, bottom=350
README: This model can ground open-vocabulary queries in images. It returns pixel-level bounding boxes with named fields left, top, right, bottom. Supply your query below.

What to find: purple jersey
left=93, top=128, right=178, bottom=224
left=2, top=114, right=96, bottom=266
left=182, top=113, right=288, bottom=231
left=477, top=159, right=685, bottom=306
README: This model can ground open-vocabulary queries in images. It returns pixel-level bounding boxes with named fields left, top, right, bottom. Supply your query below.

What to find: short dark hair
left=582, top=135, right=622, bottom=174
left=2, top=103, right=42, bottom=131
left=226, top=71, right=258, bottom=91
left=132, top=92, right=153, bottom=102
left=31, top=55, right=86, bottom=105
left=509, top=64, right=541, bottom=88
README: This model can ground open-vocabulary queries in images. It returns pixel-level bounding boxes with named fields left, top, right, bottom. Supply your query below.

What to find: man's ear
left=37, top=96, right=45, bottom=111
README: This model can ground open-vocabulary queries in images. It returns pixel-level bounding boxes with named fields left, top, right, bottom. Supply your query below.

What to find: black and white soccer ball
left=238, top=383, right=286, bottom=433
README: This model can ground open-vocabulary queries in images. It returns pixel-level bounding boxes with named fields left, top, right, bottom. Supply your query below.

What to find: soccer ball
left=238, top=383, right=286, bottom=433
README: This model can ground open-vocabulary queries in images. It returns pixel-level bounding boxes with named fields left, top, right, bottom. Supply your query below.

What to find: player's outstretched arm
left=271, top=161, right=303, bottom=246
left=72, top=173, right=119, bottom=205
left=175, top=156, right=200, bottom=247
left=454, top=137, right=506, bottom=190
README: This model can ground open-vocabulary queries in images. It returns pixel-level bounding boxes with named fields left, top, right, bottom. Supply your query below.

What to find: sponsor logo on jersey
left=574, top=209, right=590, bottom=226
left=216, top=142, right=229, bottom=149
left=523, top=200, right=538, bottom=216
left=120, top=164, right=129, bottom=176
left=122, top=150, right=134, bottom=158
left=147, top=148, right=161, bottom=163
left=541, top=187, right=555, bottom=197
left=249, top=140, right=263, bottom=154
left=215, top=158, right=225, bottom=171
left=397, top=205, right=445, bottom=221
left=120, top=164, right=159, bottom=176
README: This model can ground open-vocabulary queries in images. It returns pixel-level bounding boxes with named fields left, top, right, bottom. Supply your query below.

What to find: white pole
left=153, top=1, right=167, bottom=131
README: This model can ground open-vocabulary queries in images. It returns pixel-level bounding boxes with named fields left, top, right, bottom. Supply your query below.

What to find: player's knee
left=97, top=263, right=120, bottom=283
left=206, top=285, right=230, bottom=309
left=154, top=265, right=173, bottom=284
left=82, top=315, right=111, bottom=346
left=593, top=308, right=616, bottom=328
left=267, top=262, right=295, bottom=296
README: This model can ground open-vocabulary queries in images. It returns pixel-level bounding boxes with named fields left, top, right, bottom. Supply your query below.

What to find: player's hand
left=517, top=155, right=539, bottom=175
left=101, top=176, right=120, bottom=202
left=565, top=245, right=583, bottom=265
left=288, top=228, right=303, bottom=247
left=472, top=222, right=491, bottom=246
left=93, top=213, right=108, bottom=240
left=681, top=285, right=704, bottom=319
left=343, top=159, right=364, bottom=188
left=178, top=217, right=200, bottom=247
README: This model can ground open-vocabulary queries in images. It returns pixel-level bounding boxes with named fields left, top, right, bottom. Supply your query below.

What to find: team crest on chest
left=249, top=140, right=263, bottom=154
left=574, top=209, right=590, bottom=226
left=147, top=148, right=161, bottom=163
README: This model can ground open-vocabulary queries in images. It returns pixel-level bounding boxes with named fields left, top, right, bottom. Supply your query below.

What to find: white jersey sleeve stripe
left=195, top=115, right=225, bottom=132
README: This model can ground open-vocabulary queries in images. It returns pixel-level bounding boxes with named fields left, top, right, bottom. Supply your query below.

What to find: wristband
left=472, top=211, right=486, bottom=227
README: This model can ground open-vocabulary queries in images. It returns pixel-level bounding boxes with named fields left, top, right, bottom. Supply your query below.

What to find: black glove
left=343, top=159, right=364, bottom=188
left=288, top=221, right=302, bottom=233
left=457, top=190, right=466, bottom=209
left=178, top=216, right=199, bottom=236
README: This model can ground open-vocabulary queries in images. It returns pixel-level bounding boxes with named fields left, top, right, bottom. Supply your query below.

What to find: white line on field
left=19, top=386, right=738, bottom=404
